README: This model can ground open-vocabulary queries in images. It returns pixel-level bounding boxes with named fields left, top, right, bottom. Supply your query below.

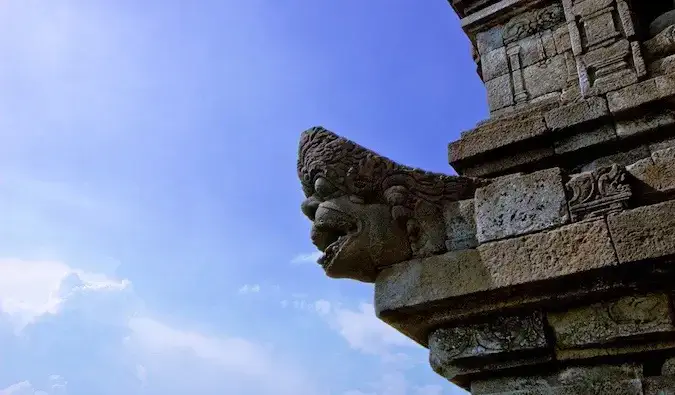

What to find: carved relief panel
left=561, top=0, right=646, bottom=96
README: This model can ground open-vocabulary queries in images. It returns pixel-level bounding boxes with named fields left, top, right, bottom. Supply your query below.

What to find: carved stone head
left=297, top=126, right=479, bottom=283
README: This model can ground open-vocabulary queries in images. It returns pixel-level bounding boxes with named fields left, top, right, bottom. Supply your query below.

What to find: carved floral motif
left=503, top=4, right=564, bottom=44
left=565, top=164, right=632, bottom=221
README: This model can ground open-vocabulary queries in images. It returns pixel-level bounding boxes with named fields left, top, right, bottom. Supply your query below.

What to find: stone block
left=477, top=25, right=505, bottom=54
left=663, top=356, right=675, bottom=375
left=475, top=168, right=569, bottom=243
left=429, top=312, right=547, bottom=362
left=565, top=164, right=632, bottom=221
left=482, top=46, right=510, bottom=81
left=554, top=25, right=571, bottom=53
left=626, top=148, right=675, bottom=194
left=478, top=220, right=617, bottom=288
left=547, top=294, right=675, bottom=349
left=616, top=110, right=675, bottom=138
left=522, top=54, right=567, bottom=99
left=518, top=34, right=546, bottom=68
left=429, top=313, right=549, bottom=381
left=443, top=199, right=478, bottom=251
left=650, top=9, right=675, bottom=37
left=449, top=113, right=548, bottom=163
left=650, top=54, right=675, bottom=76
left=608, top=74, right=675, bottom=114
left=545, top=96, right=608, bottom=130
left=457, top=147, right=555, bottom=178
left=644, top=25, right=675, bottom=61
left=644, top=376, right=675, bottom=395
left=556, top=340, right=675, bottom=361
left=486, top=73, right=515, bottom=111
left=471, top=364, right=643, bottom=395
left=651, top=137, right=675, bottom=153
left=554, top=124, right=617, bottom=155
left=374, top=250, right=490, bottom=315
left=577, top=145, right=650, bottom=173
left=608, top=200, right=675, bottom=263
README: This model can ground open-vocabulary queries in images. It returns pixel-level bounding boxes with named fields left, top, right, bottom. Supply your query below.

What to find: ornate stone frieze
left=565, top=164, right=632, bottom=221
left=548, top=294, right=675, bottom=349
left=561, top=0, right=645, bottom=96
left=429, top=312, right=547, bottom=362
left=297, top=127, right=480, bottom=282
left=503, top=4, right=565, bottom=45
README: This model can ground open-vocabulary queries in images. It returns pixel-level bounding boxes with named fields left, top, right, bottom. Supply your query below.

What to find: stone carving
left=548, top=294, right=675, bottom=349
left=565, top=164, right=632, bottom=221
left=428, top=312, right=547, bottom=362
left=297, top=126, right=479, bottom=282
left=503, top=4, right=564, bottom=45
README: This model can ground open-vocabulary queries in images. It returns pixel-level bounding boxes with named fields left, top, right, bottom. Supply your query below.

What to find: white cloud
left=0, top=380, right=52, bottom=395
left=238, top=284, right=261, bottom=294
left=290, top=251, right=322, bottom=265
left=332, top=303, right=416, bottom=355
left=0, top=258, right=130, bottom=332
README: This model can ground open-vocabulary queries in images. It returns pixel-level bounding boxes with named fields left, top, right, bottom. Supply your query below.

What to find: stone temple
left=296, top=0, right=675, bottom=393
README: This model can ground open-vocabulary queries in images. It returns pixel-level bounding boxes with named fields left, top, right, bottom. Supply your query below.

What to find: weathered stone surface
left=475, top=168, right=569, bottom=243
left=482, top=46, right=509, bottom=81
left=554, top=124, right=617, bottom=155
left=577, top=145, right=650, bottom=173
left=375, top=250, right=490, bottom=314
left=449, top=113, right=548, bottom=163
left=626, top=150, right=675, bottom=196
left=608, top=200, right=675, bottom=264
left=651, top=137, right=675, bottom=153
left=644, top=376, right=675, bottom=395
left=556, top=340, right=675, bottom=361
left=644, top=25, right=675, bottom=61
left=476, top=25, right=504, bottom=54
left=478, top=219, right=617, bottom=288
left=429, top=313, right=549, bottom=381
left=443, top=199, right=478, bottom=251
left=545, top=96, right=608, bottom=130
left=522, top=54, right=567, bottom=99
left=663, top=356, right=675, bottom=375
left=649, top=53, right=675, bottom=76
left=472, top=364, right=643, bottom=395
left=429, top=312, right=547, bottom=362
left=565, top=164, right=632, bottom=221
left=651, top=9, right=675, bottom=37
left=457, top=146, right=554, bottom=178
left=607, top=73, right=675, bottom=114
left=616, top=110, right=675, bottom=138
left=486, top=73, right=515, bottom=111
left=548, top=294, right=674, bottom=349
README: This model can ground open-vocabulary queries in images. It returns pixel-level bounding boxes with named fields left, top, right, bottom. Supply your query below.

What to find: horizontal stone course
left=608, top=200, right=675, bottom=263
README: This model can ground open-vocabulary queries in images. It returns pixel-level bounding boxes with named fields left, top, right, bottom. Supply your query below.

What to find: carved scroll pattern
left=429, top=312, right=547, bottom=361
left=565, top=164, right=632, bottom=221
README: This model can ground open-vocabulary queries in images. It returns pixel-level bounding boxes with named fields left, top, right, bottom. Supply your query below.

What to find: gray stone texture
left=616, top=110, right=675, bottom=138
left=443, top=199, right=478, bottom=251
left=544, top=96, right=608, bottom=130
left=650, top=9, right=675, bottom=37
left=554, top=124, right=616, bottom=155
left=608, top=200, right=675, bottom=264
left=457, top=147, right=554, bottom=178
left=522, top=54, right=567, bottom=99
left=374, top=250, right=490, bottom=314
left=644, top=376, right=675, bottom=395
left=607, top=73, right=675, bottom=114
left=482, top=46, right=510, bottom=82
left=644, top=25, right=675, bottom=61
left=477, top=219, right=617, bottom=288
left=472, top=364, right=643, bottom=395
left=626, top=148, right=675, bottom=194
left=476, top=25, right=504, bottom=54
left=486, top=73, right=514, bottom=111
left=449, top=112, right=548, bottom=163
left=548, top=294, right=675, bottom=349
left=577, top=145, right=650, bottom=173
left=475, top=168, right=569, bottom=243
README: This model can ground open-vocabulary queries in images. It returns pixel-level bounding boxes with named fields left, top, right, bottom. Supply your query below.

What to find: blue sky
left=0, top=1, right=487, bottom=394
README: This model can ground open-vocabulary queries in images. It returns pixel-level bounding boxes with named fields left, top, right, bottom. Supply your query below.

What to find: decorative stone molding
left=565, top=164, right=632, bottom=221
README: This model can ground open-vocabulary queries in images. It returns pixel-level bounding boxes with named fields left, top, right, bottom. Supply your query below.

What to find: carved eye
left=314, top=177, right=337, bottom=198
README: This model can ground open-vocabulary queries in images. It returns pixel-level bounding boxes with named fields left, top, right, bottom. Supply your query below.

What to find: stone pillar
left=294, top=0, right=675, bottom=393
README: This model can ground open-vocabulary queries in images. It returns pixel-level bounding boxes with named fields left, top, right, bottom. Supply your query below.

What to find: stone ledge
left=477, top=219, right=617, bottom=288
left=608, top=200, right=675, bottom=264
left=375, top=250, right=490, bottom=315
left=607, top=73, right=675, bottom=114
left=544, top=96, right=609, bottom=130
